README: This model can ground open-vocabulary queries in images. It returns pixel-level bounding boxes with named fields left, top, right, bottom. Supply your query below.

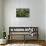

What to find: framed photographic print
left=16, top=8, right=30, bottom=17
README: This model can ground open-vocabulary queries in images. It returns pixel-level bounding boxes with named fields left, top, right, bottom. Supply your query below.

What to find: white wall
left=0, top=0, right=2, bottom=26
left=4, top=0, right=45, bottom=40
left=45, top=0, right=46, bottom=40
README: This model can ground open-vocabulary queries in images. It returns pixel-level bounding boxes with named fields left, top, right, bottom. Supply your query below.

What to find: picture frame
left=16, top=8, right=30, bottom=17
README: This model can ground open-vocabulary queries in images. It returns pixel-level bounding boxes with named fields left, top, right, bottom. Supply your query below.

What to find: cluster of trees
left=16, top=9, right=29, bottom=17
